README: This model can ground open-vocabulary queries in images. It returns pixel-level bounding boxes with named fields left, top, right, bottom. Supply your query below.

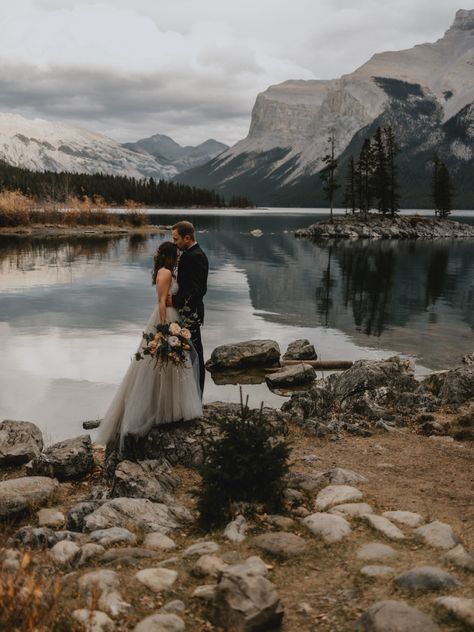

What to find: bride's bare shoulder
left=157, top=268, right=172, bottom=279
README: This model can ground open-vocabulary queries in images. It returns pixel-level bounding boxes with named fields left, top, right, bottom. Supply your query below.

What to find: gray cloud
left=0, top=0, right=465, bottom=145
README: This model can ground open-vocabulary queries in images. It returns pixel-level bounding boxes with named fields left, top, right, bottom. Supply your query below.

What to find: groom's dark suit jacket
left=172, top=243, right=209, bottom=325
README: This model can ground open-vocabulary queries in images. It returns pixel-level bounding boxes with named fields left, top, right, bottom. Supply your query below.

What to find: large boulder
left=282, top=339, right=317, bottom=361
left=0, top=476, right=59, bottom=519
left=265, top=363, right=316, bottom=388
left=111, top=459, right=179, bottom=502
left=0, top=420, right=43, bottom=466
left=83, top=498, right=189, bottom=534
left=421, top=364, right=474, bottom=404
left=27, top=435, right=94, bottom=480
left=212, top=556, right=284, bottom=631
left=356, top=600, right=441, bottom=631
left=206, top=340, right=280, bottom=370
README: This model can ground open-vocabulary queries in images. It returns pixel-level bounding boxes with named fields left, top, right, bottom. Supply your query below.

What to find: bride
left=97, top=241, right=203, bottom=449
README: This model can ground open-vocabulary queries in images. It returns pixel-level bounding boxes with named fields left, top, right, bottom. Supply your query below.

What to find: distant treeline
left=0, top=161, right=254, bottom=208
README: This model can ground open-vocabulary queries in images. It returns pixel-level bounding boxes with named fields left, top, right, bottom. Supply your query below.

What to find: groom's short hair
left=172, top=220, right=195, bottom=240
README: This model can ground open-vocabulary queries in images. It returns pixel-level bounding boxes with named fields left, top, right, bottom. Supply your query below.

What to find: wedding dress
left=97, top=275, right=202, bottom=448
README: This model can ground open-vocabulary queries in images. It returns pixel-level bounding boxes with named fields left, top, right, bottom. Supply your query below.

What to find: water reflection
left=0, top=212, right=473, bottom=441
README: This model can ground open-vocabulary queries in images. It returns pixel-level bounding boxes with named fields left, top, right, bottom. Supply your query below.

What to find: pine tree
left=384, top=126, right=400, bottom=216
left=320, top=130, right=340, bottom=222
left=357, top=138, right=375, bottom=218
left=433, top=156, right=454, bottom=218
left=372, top=127, right=389, bottom=215
left=342, top=156, right=357, bottom=214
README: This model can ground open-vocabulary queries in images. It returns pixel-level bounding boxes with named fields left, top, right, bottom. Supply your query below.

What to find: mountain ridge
left=177, top=9, right=474, bottom=208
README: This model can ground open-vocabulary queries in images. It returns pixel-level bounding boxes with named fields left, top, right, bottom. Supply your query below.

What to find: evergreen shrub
left=196, top=391, right=291, bottom=529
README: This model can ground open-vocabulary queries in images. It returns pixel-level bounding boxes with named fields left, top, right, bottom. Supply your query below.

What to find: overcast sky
left=0, top=1, right=466, bottom=146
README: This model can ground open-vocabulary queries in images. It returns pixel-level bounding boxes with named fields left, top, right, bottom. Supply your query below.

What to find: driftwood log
left=278, top=360, right=353, bottom=370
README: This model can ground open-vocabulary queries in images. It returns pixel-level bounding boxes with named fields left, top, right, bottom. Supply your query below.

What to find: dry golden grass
left=0, top=550, right=69, bottom=632
left=0, top=190, right=149, bottom=228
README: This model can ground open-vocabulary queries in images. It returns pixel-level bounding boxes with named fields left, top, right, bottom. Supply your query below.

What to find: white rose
left=180, top=328, right=192, bottom=340
left=169, top=322, right=182, bottom=336
left=168, top=336, right=181, bottom=347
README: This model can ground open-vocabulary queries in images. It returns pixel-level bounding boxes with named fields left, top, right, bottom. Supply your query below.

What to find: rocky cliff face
left=178, top=10, right=474, bottom=208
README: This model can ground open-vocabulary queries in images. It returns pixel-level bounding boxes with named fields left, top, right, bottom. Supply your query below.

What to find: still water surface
left=0, top=209, right=473, bottom=442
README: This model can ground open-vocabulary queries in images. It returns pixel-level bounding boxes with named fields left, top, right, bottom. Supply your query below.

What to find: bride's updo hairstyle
left=152, top=241, right=178, bottom=285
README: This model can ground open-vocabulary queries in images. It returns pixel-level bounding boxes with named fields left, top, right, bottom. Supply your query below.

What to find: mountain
left=178, top=10, right=474, bottom=208
left=0, top=113, right=177, bottom=180
left=123, top=134, right=228, bottom=172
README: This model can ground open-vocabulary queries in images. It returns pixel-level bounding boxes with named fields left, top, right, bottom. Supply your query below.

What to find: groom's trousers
left=191, top=325, right=205, bottom=395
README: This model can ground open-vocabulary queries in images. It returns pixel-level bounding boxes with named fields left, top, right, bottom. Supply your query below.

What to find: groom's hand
left=166, top=294, right=172, bottom=306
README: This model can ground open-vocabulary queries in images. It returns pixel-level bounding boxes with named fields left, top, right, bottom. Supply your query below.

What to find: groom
left=168, top=220, right=209, bottom=394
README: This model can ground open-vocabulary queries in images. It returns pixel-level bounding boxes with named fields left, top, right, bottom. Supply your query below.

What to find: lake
left=1, top=208, right=473, bottom=443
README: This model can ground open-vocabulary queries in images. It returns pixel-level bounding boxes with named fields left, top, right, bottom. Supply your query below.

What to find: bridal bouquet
left=135, top=322, right=192, bottom=367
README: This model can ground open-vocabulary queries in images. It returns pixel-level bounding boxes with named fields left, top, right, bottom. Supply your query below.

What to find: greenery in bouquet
left=135, top=321, right=192, bottom=367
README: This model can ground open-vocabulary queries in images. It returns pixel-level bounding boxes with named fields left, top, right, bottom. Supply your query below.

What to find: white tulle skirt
left=97, top=305, right=203, bottom=448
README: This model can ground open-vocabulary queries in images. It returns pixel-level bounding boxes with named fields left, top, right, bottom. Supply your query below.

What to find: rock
left=265, top=515, right=295, bottom=530
left=183, top=541, right=220, bottom=558
left=79, top=569, right=119, bottom=594
left=315, top=485, right=363, bottom=510
left=77, top=543, right=105, bottom=566
left=37, top=507, right=65, bottom=528
left=8, top=526, right=58, bottom=548
left=266, top=363, right=316, bottom=388
left=251, top=531, right=307, bottom=559
left=330, top=503, right=373, bottom=517
left=82, top=419, right=102, bottom=430
left=356, top=600, right=441, bottom=631
left=193, top=584, right=217, bottom=600
left=422, top=363, right=474, bottom=405
left=250, top=229, right=263, bottom=237
left=362, top=515, right=405, bottom=540
left=415, top=521, right=459, bottom=549
left=72, top=609, right=115, bottom=632
left=111, top=459, right=178, bottom=503
left=0, top=476, right=59, bottom=519
left=360, top=565, right=395, bottom=577
left=27, top=435, right=94, bottom=480
left=133, top=614, right=185, bottom=632
left=382, top=511, right=424, bottom=528
left=1, top=548, right=21, bottom=572
left=356, top=543, right=398, bottom=561
left=193, top=554, right=228, bottom=579
left=314, top=467, right=369, bottom=487
left=49, top=540, right=81, bottom=565
left=135, top=568, right=178, bottom=592
left=79, top=570, right=130, bottom=617
left=0, top=420, right=43, bottom=465
left=283, top=339, right=317, bottom=361
left=101, top=547, right=161, bottom=564
left=332, top=357, right=417, bottom=412
left=84, top=498, right=184, bottom=534
left=88, top=527, right=137, bottom=547
left=302, top=512, right=352, bottom=543
left=206, top=339, right=280, bottom=370
left=160, top=600, right=186, bottom=615
left=435, top=596, right=474, bottom=628
left=67, top=502, right=102, bottom=532
left=212, top=556, right=284, bottom=632
left=444, top=544, right=474, bottom=572
left=98, top=590, right=131, bottom=618
left=395, top=566, right=461, bottom=593
left=143, top=532, right=177, bottom=551
left=223, top=515, right=248, bottom=543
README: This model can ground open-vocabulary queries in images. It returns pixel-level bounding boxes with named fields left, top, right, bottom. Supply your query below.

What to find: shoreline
left=0, top=223, right=170, bottom=238
left=295, top=214, right=474, bottom=240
